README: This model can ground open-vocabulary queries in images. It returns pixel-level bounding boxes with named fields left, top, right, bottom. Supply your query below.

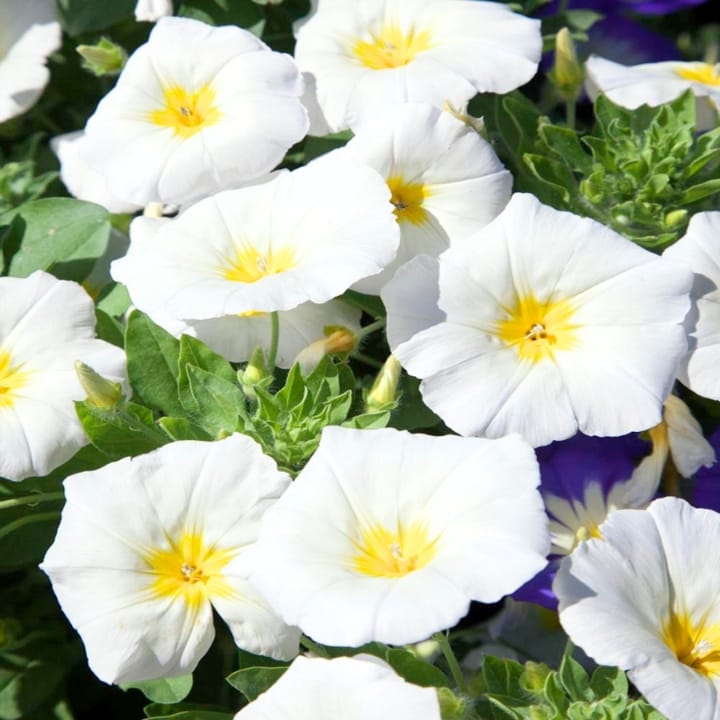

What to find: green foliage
left=0, top=136, right=57, bottom=216
left=122, top=675, right=193, bottom=704
left=475, top=90, right=720, bottom=251
left=470, top=648, right=667, bottom=720
left=225, top=649, right=290, bottom=702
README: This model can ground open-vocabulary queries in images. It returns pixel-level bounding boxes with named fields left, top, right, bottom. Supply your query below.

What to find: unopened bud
left=75, top=361, right=122, bottom=408
left=664, top=209, right=688, bottom=229
left=294, top=326, right=357, bottom=375
left=443, top=101, right=486, bottom=137
left=551, top=28, right=584, bottom=101
left=241, top=347, right=268, bottom=386
left=365, top=354, right=401, bottom=412
left=76, top=38, right=127, bottom=77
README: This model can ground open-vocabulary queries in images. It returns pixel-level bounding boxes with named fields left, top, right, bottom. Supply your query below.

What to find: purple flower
left=691, top=425, right=720, bottom=511
left=514, top=433, right=649, bottom=610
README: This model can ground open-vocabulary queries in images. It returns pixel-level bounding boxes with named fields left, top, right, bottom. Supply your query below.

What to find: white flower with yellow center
left=384, top=193, right=693, bottom=447
left=556, top=498, right=720, bottom=720
left=665, top=212, right=720, bottom=401
left=294, top=0, right=541, bottom=134
left=340, top=103, right=511, bottom=294
left=586, top=55, right=720, bottom=130
left=80, top=16, right=308, bottom=207
left=0, top=271, right=126, bottom=481
left=0, top=0, right=60, bottom=123
left=41, top=435, right=299, bottom=685
left=111, top=160, right=399, bottom=320
left=251, top=426, right=549, bottom=647
left=234, top=655, right=441, bottom=720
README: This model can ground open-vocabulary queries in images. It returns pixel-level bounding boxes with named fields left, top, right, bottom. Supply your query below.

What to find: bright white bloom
left=81, top=17, right=308, bottom=207
left=631, top=394, right=715, bottom=494
left=252, top=426, right=549, bottom=647
left=341, top=103, right=512, bottom=293
left=665, top=212, right=720, bottom=401
left=234, top=654, right=441, bottom=720
left=111, top=160, right=399, bottom=320
left=586, top=56, right=720, bottom=131
left=295, top=0, right=541, bottom=134
left=41, top=435, right=299, bottom=685
left=385, top=193, right=692, bottom=447
left=51, top=132, right=141, bottom=215
left=556, top=497, right=720, bottom=720
left=0, top=272, right=126, bottom=481
left=135, top=0, right=173, bottom=22
left=0, top=0, right=60, bottom=123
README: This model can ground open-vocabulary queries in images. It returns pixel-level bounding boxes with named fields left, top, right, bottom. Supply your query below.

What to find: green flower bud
left=74, top=361, right=122, bottom=409
left=365, top=354, right=401, bottom=412
left=76, top=38, right=127, bottom=77
left=550, top=29, right=584, bottom=101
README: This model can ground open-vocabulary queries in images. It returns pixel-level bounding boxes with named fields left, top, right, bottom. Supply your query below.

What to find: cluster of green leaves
left=0, top=136, right=58, bottom=216
left=475, top=89, right=720, bottom=250
left=469, top=650, right=666, bottom=720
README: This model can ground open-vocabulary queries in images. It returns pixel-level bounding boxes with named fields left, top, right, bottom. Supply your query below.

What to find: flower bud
left=551, top=28, right=584, bottom=101
left=76, top=38, right=127, bottom=77
left=365, top=354, right=401, bottom=412
left=74, top=361, right=122, bottom=409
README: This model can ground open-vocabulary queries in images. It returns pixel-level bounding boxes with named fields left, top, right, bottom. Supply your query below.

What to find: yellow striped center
left=387, top=176, right=429, bottom=225
left=495, top=294, right=578, bottom=363
left=149, top=84, right=221, bottom=138
left=663, top=611, right=720, bottom=678
left=353, top=521, right=438, bottom=578
left=144, top=531, right=234, bottom=609
left=223, top=245, right=298, bottom=284
left=676, top=64, right=720, bottom=87
left=354, top=24, right=434, bottom=70
left=0, top=351, right=30, bottom=409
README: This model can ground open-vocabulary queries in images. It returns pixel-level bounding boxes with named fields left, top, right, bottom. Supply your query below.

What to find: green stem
left=0, top=511, right=59, bottom=541
left=558, top=0, right=569, bottom=14
left=434, top=632, right=467, bottom=693
left=0, top=491, right=64, bottom=511
left=267, top=311, right=280, bottom=372
left=565, top=97, right=576, bottom=131
left=352, top=351, right=383, bottom=369
left=357, top=318, right=386, bottom=339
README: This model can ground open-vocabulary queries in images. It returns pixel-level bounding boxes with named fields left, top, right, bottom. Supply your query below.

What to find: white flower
left=234, top=654, right=441, bottom=720
left=41, top=435, right=299, bottom=685
left=0, top=271, right=126, bottom=481
left=586, top=56, right=720, bottom=131
left=0, top=0, right=60, bottom=123
left=340, top=103, right=512, bottom=293
left=51, top=132, right=141, bottom=215
left=252, top=426, right=549, bottom=647
left=556, top=497, right=720, bottom=720
left=111, top=160, right=399, bottom=320
left=81, top=17, right=308, bottom=207
left=294, top=0, right=541, bottom=134
left=665, top=212, right=720, bottom=401
left=385, top=193, right=692, bottom=447
left=135, top=0, right=173, bottom=22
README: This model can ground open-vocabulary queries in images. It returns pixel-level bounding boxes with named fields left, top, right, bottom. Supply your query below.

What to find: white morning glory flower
left=665, top=212, right=720, bottom=401
left=111, top=160, right=399, bottom=320
left=135, top=0, right=173, bottom=23
left=81, top=16, right=309, bottom=207
left=0, top=0, right=60, bottom=123
left=586, top=55, right=720, bottom=130
left=340, top=103, right=512, bottom=293
left=294, top=0, right=541, bottom=134
left=0, top=271, right=126, bottom=481
left=41, top=435, right=299, bottom=685
left=234, top=655, right=440, bottom=720
left=385, top=193, right=693, bottom=447
left=556, top=497, right=720, bottom=720
left=252, top=426, right=549, bottom=647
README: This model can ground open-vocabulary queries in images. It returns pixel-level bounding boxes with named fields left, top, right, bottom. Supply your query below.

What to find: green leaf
left=177, top=0, right=263, bottom=28
left=482, top=656, right=525, bottom=696
left=565, top=9, right=604, bottom=31
left=122, top=675, right=193, bottom=704
left=679, top=179, right=720, bottom=204
left=57, top=0, right=135, bottom=34
left=538, top=123, right=593, bottom=174
left=178, top=335, right=237, bottom=384
left=75, top=401, right=168, bottom=459
left=94, top=308, right=124, bottom=348
left=158, top=417, right=213, bottom=442
left=125, top=311, right=184, bottom=417
left=543, top=672, right=570, bottom=715
left=7, top=199, right=110, bottom=281
left=589, top=666, right=628, bottom=699
left=225, top=649, right=289, bottom=701
left=386, top=648, right=451, bottom=689
left=343, top=411, right=391, bottom=429
left=145, top=712, right=231, bottom=720
left=0, top=653, right=66, bottom=720
left=558, top=653, right=592, bottom=703
left=181, top=366, right=246, bottom=436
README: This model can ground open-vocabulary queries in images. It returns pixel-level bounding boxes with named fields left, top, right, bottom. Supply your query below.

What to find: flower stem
left=0, top=491, right=65, bottom=511
left=434, top=632, right=467, bottom=693
left=566, top=98, right=576, bottom=130
left=357, top=318, right=386, bottom=339
left=267, top=311, right=280, bottom=372
left=0, top=511, right=60, bottom=541
left=352, top=351, right=383, bottom=369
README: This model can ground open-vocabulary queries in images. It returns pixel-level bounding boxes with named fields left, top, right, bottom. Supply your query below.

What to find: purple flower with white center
left=514, top=433, right=649, bottom=610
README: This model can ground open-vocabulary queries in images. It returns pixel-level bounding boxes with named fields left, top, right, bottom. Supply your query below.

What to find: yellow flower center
left=495, top=294, right=578, bottom=363
left=354, top=24, right=434, bottom=70
left=0, top=350, right=30, bottom=409
left=222, top=245, right=298, bottom=283
left=387, top=176, right=429, bottom=225
left=663, top=611, right=720, bottom=678
left=353, top=521, right=438, bottom=578
left=144, top=531, right=234, bottom=609
left=676, top=63, right=720, bottom=87
left=149, top=84, right=222, bottom=138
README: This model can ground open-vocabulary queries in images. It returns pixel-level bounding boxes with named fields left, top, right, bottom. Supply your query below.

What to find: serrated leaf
left=122, top=675, right=193, bottom=704
left=538, top=124, right=593, bottom=174
left=125, top=311, right=184, bottom=417
left=7, top=199, right=110, bottom=281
